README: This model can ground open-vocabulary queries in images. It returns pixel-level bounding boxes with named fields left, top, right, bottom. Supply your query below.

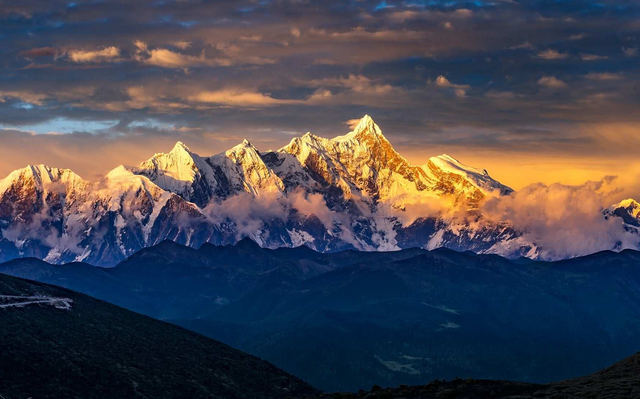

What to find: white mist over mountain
left=0, top=115, right=638, bottom=266
left=483, top=177, right=639, bottom=259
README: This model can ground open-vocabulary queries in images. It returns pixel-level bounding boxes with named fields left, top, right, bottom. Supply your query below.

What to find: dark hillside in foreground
left=0, top=272, right=317, bottom=399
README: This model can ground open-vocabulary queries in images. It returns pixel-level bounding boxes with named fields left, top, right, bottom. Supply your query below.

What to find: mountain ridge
left=307, top=351, right=640, bottom=398
left=0, top=115, right=638, bottom=266
left=5, top=240, right=640, bottom=392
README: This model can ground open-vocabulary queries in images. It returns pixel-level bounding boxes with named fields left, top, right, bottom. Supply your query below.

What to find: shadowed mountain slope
left=0, top=272, right=317, bottom=399
left=307, top=351, right=640, bottom=398
left=3, top=242, right=640, bottom=392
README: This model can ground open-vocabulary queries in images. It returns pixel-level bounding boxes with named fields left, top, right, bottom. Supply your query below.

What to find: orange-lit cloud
left=537, top=76, right=568, bottom=89
left=68, top=46, right=121, bottom=63
left=537, top=49, right=569, bottom=60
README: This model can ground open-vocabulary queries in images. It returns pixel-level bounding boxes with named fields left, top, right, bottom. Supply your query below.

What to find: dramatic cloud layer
left=0, top=0, right=639, bottom=190
left=482, top=177, right=640, bottom=259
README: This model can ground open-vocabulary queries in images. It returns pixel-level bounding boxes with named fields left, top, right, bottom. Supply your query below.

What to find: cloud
left=387, top=8, right=472, bottom=23
left=537, top=49, right=569, bottom=60
left=537, top=76, right=568, bottom=89
left=134, top=41, right=229, bottom=68
left=133, top=40, right=277, bottom=69
left=336, top=75, right=394, bottom=95
left=345, top=118, right=362, bottom=130
left=67, top=46, right=121, bottom=63
left=434, top=76, right=469, bottom=97
left=202, top=189, right=351, bottom=244
left=19, top=47, right=58, bottom=58
left=434, top=76, right=465, bottom=88
left=454, top=9, right=473, bottom=18
left=289, top=190, right=338, bottom=230
left=580, top=53, right=608, bottom=61
left=482, top=177, right=639, bottom=260
left=485, top=91, right=516, bottom=100
left=510, top=42, right=535, bottom=50
left=585, top=72, right=623, bottom=81
left=147, top=48, right=220, bottom=68
left=306, top=89, right=333, bottom=102
left=0, top=90, right=48, bottom=105
left=239, top=35, right=263, bottom=42
left=172, top=41, right=192, bottom=50
left=304, top=74, right=399, bottom=102
left=327, top=27, right=423, bottom=42
left=312, top=58, right=339, bottom=65
left=203, top=191, right=288, bottom=240
left=623, top=47, right=638, bottom=57
left=187, top=90, right=299, bottom=108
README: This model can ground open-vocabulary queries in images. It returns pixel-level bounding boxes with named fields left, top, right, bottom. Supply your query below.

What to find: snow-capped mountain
left=606, top=199, right=640, bottom=230
left=0, top=116, right=636, bottom=266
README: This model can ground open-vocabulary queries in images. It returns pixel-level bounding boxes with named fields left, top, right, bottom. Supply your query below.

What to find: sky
left=1, top=0, right=639, bottom=191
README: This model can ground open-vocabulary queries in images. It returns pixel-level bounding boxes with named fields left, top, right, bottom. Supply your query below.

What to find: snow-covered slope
left=606, top=199, right=640, bottom=229
left=208, top=140, right=285, bottom=198
left=0, top=115, right=636, bottom=265
left=277, top=115, right=434, bottom=207
left=426, top=154, right=513, bottom=196
left=130, top=141, right=218, bottom=206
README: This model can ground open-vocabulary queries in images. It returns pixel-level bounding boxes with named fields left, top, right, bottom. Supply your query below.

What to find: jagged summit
left=2, top=114, right=638, bottom=266
left=129, top=141, right=219, bottom=205
left=607, top=198, right=640, bottom=227
left=332, top=114, right=387, bottom=143
left=136, top=143, right=203, bottom=183
left=106, top=164, right=133, bottom=180
left=0, top=164, right=86, bottom=195
left=226, top=138, right=259, bottom=155
left=612, top=198, right=640, bottom=216
left=170, top=140, right=192, bottom=153
left=210, top=137, right=284, bottom=197
left=353, top=114, right=384, bottom=136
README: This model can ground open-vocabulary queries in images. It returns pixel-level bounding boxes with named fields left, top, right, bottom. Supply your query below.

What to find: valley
left=4, top=241, right=640, bottom=392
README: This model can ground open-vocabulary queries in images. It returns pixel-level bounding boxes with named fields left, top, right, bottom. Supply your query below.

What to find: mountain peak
left=302, top=132, right=318, bottom=140
left=617, top=198, right=640, bottom=207
left=25, top=164, right=78, bottom=179
left=135, top=142, right=203, bottom=184
left=170, top=141, right=192, bottom=154
left=106, top=165, right=137, bottom=181
left=0, top=164, right=86, bottom=195
left=225, top=139, right=261, bottom=161
left=228, top=139, right=257, bottom=152
left=611, top=198, right=640, bottom=218
left=331, top=115, right=387, bottom=144
left=234, top=237, right=262, bottom=251
left=353, top=114, right=383, bottom=137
